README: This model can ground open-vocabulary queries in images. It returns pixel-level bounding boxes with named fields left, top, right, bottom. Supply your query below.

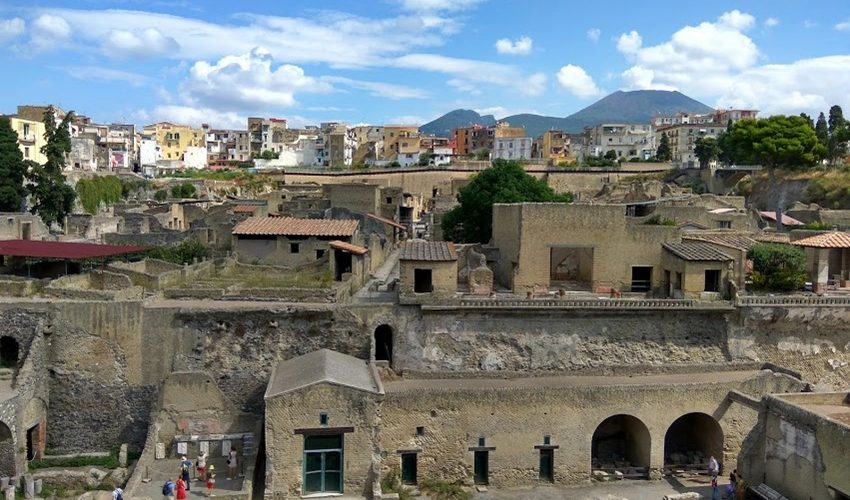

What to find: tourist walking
left=180, top=455, right=193, bottom=491
left=196, top=451, right=208, bottom=482
left=708, top=455, right=719, bottom=479
left=176, top=477, right=187, bottom=500
left=206, top=471, right=216, bottom=497
left=162, top=478, right=175, bottom=500
left=227, top=446, right=238, bottom=480
left=112, top=487, right=123, bottom=500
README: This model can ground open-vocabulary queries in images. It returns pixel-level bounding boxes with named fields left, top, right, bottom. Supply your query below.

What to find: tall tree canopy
left=655, top=132, right=671, bottom=162
left=815, top=112, right=829, bottom=147
left=27, top=106, right=77, bottom=227
left=694, top=137, right=720, bottom=169
left=0, top=117, right=28, bottom=212
left=725, top=115, right=825, bottom=229
left=441, top=159, right=573, bottom=243
left=826, top=105, right=849, bottom=164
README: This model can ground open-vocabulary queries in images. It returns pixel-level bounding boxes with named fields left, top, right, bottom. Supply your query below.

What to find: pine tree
left=26, top=106, right=77, bottom=227
left=815, top=112, right=829, bottom=147
left=828, top=105, right=845, bottom=135
left=655, top=132, right=671, bottom=162
left=0, top=117, right=28, bottom=212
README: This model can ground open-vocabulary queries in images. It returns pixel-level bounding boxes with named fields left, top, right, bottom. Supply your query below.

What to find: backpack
left=163, top=481, right=173, bottom=496
left=116, top=492, right=123, bottom=500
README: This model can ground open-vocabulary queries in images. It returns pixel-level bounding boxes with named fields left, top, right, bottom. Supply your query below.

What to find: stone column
left=24, top=475, right=33, bottom=499
left=4, top=485, right=14, bottom=500
left=814, top=248, right=829, bottom=294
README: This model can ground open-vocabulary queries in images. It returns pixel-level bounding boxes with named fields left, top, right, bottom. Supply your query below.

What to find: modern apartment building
left=6, top=116, right=47, bottom=164
left=142, top=122, right=205, bottom=161
left=584, top=123, right=655, bottom=160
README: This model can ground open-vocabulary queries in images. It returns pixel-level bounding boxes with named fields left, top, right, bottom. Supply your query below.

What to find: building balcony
left=20, top=133, right=36, bottom=144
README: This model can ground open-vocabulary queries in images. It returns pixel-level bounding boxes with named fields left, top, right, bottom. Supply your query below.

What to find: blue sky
left=1, top=0, right=849, bottom=129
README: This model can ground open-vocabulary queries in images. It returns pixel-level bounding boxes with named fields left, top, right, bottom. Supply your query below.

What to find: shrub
left=154, top=190, right=168, bottom=202
left=171, top=183, right=196, bottom=199
left=802, top=221, right=832, bottom=230
left=146, top=239, right=209, bottom=265
left=643, top=214, right=677, bottom=226
left=380, top=468, right=413, bottom=500
left=748, top=243, right=806, bottom=292
left=419, top=479, right=471, bottom=500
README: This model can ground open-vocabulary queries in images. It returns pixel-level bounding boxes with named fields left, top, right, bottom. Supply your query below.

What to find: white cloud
left=617, top=10, right=760, bottom=95
left=62, top=66, right=150, bottom=86
left=394, top=0, right=483, bottom=12
left=804, top=20, right=818, bottom=28
left=474, top=106, right=506, bottom=116
left=717, top=10, right=755, bottom=30
left=616, top=31, right=642, bottom=55
left=105, top=28, right=179, bottom=57
left=393, top=53, right=543, bottom=94
left=495, top=35, right=532, bottom=55
left=180, top=47, right=332, bottom=112
left=0, top=17, right=25, bottom=42
left=30, top=14, right=71, bottom=52
left=321, top=76, right=428, bottom=100
left=716, top=55, right=850, bottom=116
left=556, top=64, right=602, bottom=98
left=145, top=105, right=246, bottom=129
left=447, top=79, right=482, bottom=95
left=586, top=28, right=601, bottom=43
left=764, top=17, right=780, bottom=28
left=836, top=19, right=850, bottom=31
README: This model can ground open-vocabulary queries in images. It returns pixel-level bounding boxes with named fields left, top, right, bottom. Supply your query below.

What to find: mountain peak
left=420, top=90, right=713, bottom=138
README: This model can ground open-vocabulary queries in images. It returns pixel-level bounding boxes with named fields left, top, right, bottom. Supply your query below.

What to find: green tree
left=441, top=159, right=574, bottom=243
left=799, top=113, right=814, bottom=129
left=146, top=239, right=209, bottom=264
left=154, top=189, right=168, bottom=202
left=75, top=176, right=123, bottom=214
left=27, top=106, right=76, bottom=227
left=748, top=243, right=805, bottom=292
left=826, top=105, right=849, bottom=164
left=604, top=149, right=618, bottom=160
left=171, top=183, right=197, bottom=198
left=474, top=148, right=490, bottom=161
left=694, top=137, right=720, bottom=169
left=815, top=112, right=829, bottom=148
left=418, top=151, right=433, bottom=166
left=725, top=115, right=826, bottom=230
left=655, top=132, right=671, bottom=162
left=0, top=117, right=28, bottom=212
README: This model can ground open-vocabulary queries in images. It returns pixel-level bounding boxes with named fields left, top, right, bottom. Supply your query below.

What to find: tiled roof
left=663, top=242, right=734, bottom=261
left=232, top=217, right=358, bottom=237
left=682, top=233, right=757, bottom=250
left=366, top=213, right=406, bottom=231
left=791, top=231, right=850, bottom=248
left=265, top=349, right=381, bottom=399
left=329, top=240, right=368, bottom=255
left=759, top=211, right=804, bottom=226
left=400, top=240, right=457, bottom=261
left=753, top=232, right=791, bottom=244
left=232, top=205, right=258, bottom=214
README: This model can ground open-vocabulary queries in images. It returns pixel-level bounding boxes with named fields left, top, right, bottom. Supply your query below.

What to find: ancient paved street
left=474, top=477, right=721, bottom=499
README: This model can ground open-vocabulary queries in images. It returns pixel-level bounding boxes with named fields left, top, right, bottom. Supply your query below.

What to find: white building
left=431, top=146, right=453, bottom=166
left=139, top=139, right=162, bottom=166
left=492, top=137, right=532, bottom=160
left=584, top=123, right=655, bottom=160
left=183, top=146, right=208, bottom=169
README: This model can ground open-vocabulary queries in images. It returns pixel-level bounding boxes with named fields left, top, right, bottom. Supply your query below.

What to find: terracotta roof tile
left=759, top=211, right=804, bottom=226
left=232, top=205, right=259, bottom=214
left=329, top=240, right=368, bottom=255
left=791, top=231, right=850, bottom=248
left=753, top=232, right=791, bottom=244
left=232, top=217, right=358, bottom=237
left=663, top=242, right=734, bottom=261
left=400, top=241, right=457, bottom=261
left=682, top=233, right=757, bottom=250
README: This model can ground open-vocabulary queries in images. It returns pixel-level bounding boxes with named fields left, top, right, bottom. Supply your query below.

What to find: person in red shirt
left=205, top=472, right=216, bottom=497
left=176, top=477, right=187, bottom=500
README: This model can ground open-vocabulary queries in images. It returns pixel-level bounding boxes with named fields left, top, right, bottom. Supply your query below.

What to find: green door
left=473, top=451, right=489, bottom=485
left=303, top=435, right=343, bottom=494
left=401, top=453, right=417, bottom=485
left=539, top=449, right=554, bottom=482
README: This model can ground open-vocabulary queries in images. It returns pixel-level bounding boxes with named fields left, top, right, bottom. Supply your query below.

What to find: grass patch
left=419, top=479, right=472, bottom=500
left=380, top=468, right=414, bottom=500
left=29, top=451, right=119, bottom=470
left=193, top=267, right=333, bottom=289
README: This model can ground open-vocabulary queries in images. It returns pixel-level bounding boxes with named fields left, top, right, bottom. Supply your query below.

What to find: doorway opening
left=0, top=337, right=19, bottom=368
left=591, top=414, right=651, bottom=479
left=664, top=413, right=723, bottom=473
left=374, top=325, right=393, bottom=365
left=630, top=266, right=653, bottom=292
left=473, top=451, right=489, bottom=485
left=303, top=434, right=343, bottom=494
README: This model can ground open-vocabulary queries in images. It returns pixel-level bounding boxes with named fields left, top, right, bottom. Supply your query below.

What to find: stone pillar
left=3, top=486, right=13, bottom=500
left=814, top=248, right=829, bottom=294
left=23, top=475, right=33, bottom=499
left=119, top=444, right=128, bottom=467
left=0, top=479, right=6, bottom=489
left=33, top=480, right=41, bottom=496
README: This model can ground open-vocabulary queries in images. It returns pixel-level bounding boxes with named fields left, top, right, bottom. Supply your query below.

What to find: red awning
left=0, top=240, right=149, bottom=260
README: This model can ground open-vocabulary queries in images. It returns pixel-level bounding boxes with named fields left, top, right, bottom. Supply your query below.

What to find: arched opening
left=591, top=414, right=651, bottom=479
left=0, top=337, right=19, bottom=368
left=374, top=325, right=393, bottom=365
left=664, top=412, right=724, bottom=473
left=0, top=421, right=14, bottom=476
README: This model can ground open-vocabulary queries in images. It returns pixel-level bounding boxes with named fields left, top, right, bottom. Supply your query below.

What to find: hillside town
left=1, top=0, right=850, bottom=497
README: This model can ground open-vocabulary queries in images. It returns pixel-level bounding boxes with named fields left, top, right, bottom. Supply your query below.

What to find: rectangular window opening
left=413, top=268, right=433, bottom=293
left=401, top=453, right=417, bottom=485
left=290, top=243, right=300, bottom=254
left=416, top=426, right=425, bottom=437
left=705, top=269, right=721, bottom=292
left=319, top=412, right=328, bottom=426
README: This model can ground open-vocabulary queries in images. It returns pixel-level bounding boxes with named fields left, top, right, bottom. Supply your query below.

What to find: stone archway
left=591, top=414, right=651, bottom=478
left=0, top=421, right=15, bottom=477
left=664, top=412, right=724, bottom=472
left=374, top=325, right=393, bottom=365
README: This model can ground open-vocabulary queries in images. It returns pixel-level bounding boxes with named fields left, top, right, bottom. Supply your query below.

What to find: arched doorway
left=374, top=325, right=393, bottom=365
left=0, top=421, right=14, bottom=477
left=591, top=414, right=651, bottom=478
left=0, top=337, right=18, bottom=368
left=664, top=412, right=724, bottom=473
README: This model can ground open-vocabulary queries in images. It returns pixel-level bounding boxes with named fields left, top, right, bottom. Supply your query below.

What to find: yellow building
left=381, top=125, right=419, bottom=160
left=8, top=117, right=47, bottom=164
left=143, top=122, right=205, bottom=161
